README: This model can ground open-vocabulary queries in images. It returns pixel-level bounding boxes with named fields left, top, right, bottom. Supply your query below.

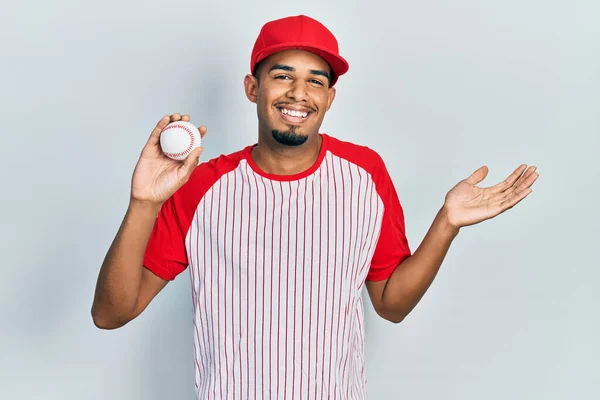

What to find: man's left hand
left=444, top=164, right=539, bottom=229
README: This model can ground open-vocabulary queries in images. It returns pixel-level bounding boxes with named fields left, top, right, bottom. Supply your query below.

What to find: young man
left=92, top=15, right=538, bottom=399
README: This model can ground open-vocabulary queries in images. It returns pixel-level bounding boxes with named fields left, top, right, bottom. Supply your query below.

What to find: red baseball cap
left=250, top=15, right=349, bottom=87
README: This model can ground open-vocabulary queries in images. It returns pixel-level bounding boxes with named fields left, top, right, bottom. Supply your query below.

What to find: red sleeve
left=143, top=193, right=189, bottom=281
left=365, top=156, right=411, bottom=281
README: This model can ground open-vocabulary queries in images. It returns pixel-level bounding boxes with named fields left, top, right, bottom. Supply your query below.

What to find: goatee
left=272, top=127, right=308, bottom=146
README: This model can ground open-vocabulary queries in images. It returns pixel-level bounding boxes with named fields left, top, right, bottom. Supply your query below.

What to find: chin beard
left=272, top=127, right=308, bottom=146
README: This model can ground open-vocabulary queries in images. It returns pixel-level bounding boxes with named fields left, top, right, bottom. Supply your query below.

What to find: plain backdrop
left=1, top=0, right=598, bottom=399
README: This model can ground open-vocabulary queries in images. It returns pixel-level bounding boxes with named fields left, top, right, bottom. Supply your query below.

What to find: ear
left=325, top=86, right=336, bottom=112
left=244, top=74, right=258, bottom=104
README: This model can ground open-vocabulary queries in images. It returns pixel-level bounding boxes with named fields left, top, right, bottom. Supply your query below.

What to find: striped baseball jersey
left=143, top=133, right=411, bottom=399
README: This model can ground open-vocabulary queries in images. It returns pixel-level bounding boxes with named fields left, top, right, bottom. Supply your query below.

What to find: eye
left=275, top=75, right=291, bottom=80
left=310, top=79, right=324, bottom=86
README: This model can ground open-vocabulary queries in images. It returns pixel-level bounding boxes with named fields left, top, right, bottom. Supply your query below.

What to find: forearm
left=91, top=199, right=161, bottom=327
left=381, top=206, right=459, bottom=322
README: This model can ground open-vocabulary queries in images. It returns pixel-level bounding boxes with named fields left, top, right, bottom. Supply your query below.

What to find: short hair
left=252, top=59, right=266, bottom=83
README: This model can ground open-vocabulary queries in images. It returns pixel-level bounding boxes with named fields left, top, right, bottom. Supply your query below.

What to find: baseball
left=159, top=121, right=202, bottom=161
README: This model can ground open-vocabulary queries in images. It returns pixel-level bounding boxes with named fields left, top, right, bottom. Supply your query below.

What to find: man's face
left=244, top=49, right=336, bottom=146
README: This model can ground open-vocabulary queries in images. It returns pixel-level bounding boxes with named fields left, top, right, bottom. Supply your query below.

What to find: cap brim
left=254, top=43, right=349, bottom=86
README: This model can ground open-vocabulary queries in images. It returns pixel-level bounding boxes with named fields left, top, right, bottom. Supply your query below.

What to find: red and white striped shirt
left=144, top=133, right=411, bottom=399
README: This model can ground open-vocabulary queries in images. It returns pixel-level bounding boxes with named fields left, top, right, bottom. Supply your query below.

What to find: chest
left=186, top=162, right=384, bottom=298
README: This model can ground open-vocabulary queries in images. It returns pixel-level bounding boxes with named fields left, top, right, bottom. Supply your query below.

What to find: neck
left=251, top=132, right=322, bottom=176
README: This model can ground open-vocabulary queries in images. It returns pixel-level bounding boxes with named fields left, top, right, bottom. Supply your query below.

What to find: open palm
left=444, top=164, right=539, bottom=229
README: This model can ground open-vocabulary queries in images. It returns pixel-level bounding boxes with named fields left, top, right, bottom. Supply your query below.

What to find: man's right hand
left=92, top=113, right=206, bottom=329
left=130, top=113, right=207, bottom=205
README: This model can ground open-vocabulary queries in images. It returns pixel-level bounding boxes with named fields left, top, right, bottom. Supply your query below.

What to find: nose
left=286, top=80, right=309, bottom=103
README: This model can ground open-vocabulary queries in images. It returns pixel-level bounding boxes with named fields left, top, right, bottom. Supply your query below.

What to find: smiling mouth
left=276, top=106, right=313, bottom=123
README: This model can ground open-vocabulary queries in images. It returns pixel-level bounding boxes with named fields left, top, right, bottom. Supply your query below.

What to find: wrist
left=128, top=198, right=163, bottom=217
left=438, top=205, right=461, bottom=237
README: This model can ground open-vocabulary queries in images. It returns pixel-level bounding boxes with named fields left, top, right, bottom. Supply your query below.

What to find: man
left=92, top=15, right=538, bottom=399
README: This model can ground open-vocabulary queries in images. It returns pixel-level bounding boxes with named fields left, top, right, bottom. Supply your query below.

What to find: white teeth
left=280, top=108, right=309, bottom=118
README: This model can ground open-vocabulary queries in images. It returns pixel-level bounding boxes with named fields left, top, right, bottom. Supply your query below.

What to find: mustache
left=274, top=102, right=317, bottom=113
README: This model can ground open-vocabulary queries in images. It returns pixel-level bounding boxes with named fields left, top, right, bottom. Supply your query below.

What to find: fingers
left=505, top=164, right=528, bottom=187
left=490, top=164, right=527, bottom=193
left=491, top=167, right=538, bottom=211
left=169, top=113, right=184, bottom=122
left=513, top=166, right=538, bottom=191
left=465, top=166, right=489, bottom=185
left=502, top=166, right=538, bottom=196
left=498, top=185, right=533, bottom=211
left=146, top=113, right=195, bottom=145
left=169, top=114, right=207, bottom=138
left=176, top=146, right=204, bottom=183
left=199, top=125, right=207, bottom=138
left=147, top=115, right=172, bottom=145
left=491, top=164, right=540, bottom=194
left=180, top=146, right=204, bottom=174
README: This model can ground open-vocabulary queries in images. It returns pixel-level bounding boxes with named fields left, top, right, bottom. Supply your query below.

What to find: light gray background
left=1, top=0, right=598, bottom=399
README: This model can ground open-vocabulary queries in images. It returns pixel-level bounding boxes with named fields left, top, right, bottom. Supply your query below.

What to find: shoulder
left=174, top=145, right=249, bottom=203
left=189, top=146, right=250, bottom=186
left=191, top=146, right=248, bottom=182
left=325, top=134, right=386, bottom=175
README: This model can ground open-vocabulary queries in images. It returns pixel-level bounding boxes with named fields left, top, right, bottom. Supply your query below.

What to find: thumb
left=465, top=165, right=488, bottom=185
left=179, top=146, right=204, bottom=176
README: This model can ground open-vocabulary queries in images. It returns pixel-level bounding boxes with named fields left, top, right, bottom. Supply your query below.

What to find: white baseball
left=159, top=121, right=202, bottom=161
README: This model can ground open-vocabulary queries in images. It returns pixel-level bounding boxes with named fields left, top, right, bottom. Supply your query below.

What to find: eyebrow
left=269, top=63, right=331, bottom=82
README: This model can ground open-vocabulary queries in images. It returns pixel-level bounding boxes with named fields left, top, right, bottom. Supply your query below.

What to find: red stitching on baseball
left=161, top=123, right=196, bottom=158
